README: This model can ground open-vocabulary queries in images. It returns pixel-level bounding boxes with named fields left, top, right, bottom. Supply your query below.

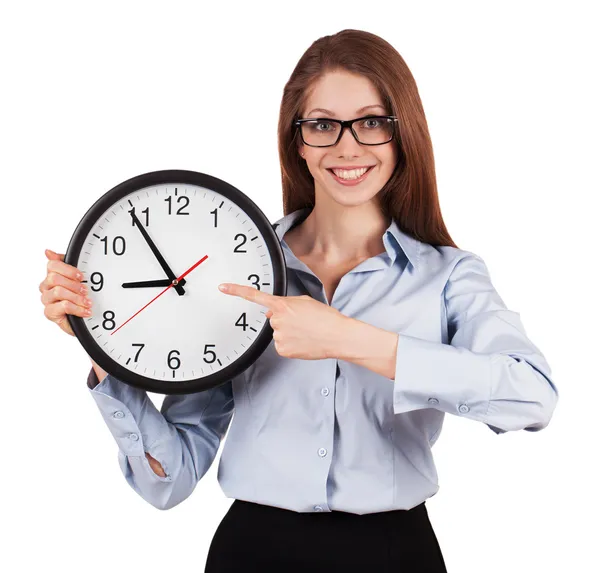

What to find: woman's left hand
left=218, top=282, right=348, bottom=360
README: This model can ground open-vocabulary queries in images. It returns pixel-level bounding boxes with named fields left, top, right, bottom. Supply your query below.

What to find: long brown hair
left=277, top=28, right=458, bottom=249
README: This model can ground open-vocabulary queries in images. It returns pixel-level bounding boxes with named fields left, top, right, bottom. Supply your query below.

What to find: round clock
left=65, top=169, right=287, bottom=395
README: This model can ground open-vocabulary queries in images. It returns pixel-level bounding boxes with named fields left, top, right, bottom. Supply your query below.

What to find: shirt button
left=314, top=505, right=323, bottom=512
left=129, top=433, right=139, bottom=441
left=321, top=387, right=330, bottom=396
left=318, top=448, right=327, bottom=457
left=428, top=397, right=439, bottom=405
left=458, top=404, right=470, bottom=414
left=113, top=411, right=125, bottom=419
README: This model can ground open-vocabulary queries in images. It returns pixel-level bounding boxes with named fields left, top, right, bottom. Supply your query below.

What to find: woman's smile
left=327, top=165, right=376, bottom=185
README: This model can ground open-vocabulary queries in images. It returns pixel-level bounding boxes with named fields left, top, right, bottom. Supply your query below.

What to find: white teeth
left=332, top=167, right=369, bottom=180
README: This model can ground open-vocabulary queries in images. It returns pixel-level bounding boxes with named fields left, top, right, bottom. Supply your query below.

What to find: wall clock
left=65, top=169, right=287, bottom=394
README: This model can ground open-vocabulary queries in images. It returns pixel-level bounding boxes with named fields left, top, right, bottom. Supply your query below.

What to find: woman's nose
left=335, top=125, right=363, bottom=154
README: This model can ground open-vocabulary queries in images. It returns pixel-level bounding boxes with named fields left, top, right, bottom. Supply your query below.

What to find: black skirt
left=205, top=499, right=447, bottom=572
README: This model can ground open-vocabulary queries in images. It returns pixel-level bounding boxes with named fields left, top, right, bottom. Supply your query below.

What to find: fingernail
left=80, top=285, right=88, bottom=294
left=218, top=284, right=228, bottom=292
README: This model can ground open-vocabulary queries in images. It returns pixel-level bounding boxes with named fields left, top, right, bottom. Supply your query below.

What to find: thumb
left=45, top=249, right=64, bottom=261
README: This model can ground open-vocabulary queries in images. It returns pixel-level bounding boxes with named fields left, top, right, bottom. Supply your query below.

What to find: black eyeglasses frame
left=293, top=115, right=399, bottom=147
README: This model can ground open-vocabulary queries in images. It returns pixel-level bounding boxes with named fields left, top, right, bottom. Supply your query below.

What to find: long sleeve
left=87, top=367, right=235, bottom=510
left=392, top=253, right=558, bottom=434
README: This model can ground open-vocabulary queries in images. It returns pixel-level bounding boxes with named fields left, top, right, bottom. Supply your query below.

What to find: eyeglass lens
left=300, top=117, right=395, bottom=146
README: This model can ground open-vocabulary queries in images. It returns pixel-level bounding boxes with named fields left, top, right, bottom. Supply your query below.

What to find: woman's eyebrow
left=306, top=104, right=386, bottom=117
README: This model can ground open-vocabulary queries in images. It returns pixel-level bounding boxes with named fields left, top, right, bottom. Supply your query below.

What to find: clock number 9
left=90, top=272, right=104, bottom=292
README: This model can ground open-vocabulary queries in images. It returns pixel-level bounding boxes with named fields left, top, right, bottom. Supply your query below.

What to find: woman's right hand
left=40, top=249, right=93, bottom=337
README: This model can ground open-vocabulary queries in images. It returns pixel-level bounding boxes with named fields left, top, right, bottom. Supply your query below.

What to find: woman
left=40, top=29, right=558, bottom=572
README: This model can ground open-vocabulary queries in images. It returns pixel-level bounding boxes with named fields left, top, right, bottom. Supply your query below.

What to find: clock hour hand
left=111, top=253, right=208, bottom=336
left=129, top=207, right=185, bottom=296
left=122, top=278, right=187, bottom=288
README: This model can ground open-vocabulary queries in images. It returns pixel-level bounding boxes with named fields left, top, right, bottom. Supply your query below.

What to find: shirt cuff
left=392, top=332, right=492, bottom=418
left=86, top=367, right=156, bottom=457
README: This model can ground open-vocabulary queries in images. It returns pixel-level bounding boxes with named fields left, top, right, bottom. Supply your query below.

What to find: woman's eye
left=314, top=121, right=334, bottom=131
left=364, top=118, right=381, bottom=128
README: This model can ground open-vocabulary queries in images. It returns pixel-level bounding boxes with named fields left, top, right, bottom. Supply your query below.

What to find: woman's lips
left=327, top=165, right=375, bottom=186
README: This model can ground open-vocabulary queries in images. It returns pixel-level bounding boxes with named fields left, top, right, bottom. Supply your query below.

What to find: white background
left=3, top=1, right=598, bottom=571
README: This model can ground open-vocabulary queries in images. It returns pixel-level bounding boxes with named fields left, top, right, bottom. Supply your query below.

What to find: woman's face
left=298, top=70, right=398, bottom=208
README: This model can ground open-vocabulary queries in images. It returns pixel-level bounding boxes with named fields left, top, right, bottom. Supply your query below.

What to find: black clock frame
left=65, top=169, right=287, bottom=395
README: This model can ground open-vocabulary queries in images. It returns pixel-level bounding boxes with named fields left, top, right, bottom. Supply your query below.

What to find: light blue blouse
left=87, top=206, right=558, bottom=512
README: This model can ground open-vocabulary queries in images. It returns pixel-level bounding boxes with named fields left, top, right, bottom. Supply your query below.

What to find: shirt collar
left=271, top=207, right=420, bottom=270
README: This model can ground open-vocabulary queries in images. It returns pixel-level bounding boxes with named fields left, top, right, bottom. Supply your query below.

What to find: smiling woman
left=291, top=72, right=401, bottom=219
left=205, top=28, right=554, bottom=572
left=41, top=27, right=557, bottom=573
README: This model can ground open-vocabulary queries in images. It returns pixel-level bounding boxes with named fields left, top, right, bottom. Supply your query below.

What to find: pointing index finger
left=219, top=283, right=278, bottom=308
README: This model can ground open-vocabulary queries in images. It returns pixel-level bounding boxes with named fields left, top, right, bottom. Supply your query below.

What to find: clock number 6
left=167, top=350, right=181, bottom=370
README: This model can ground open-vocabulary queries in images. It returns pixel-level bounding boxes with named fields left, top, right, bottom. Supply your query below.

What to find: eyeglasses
left=293, top=115, right=398, bottom=147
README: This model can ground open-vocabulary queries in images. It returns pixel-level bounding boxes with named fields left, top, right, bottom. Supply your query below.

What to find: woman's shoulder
left=416, top=241, right=483, bottom=276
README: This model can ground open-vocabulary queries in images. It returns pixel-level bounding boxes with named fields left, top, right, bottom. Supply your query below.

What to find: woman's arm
left=87, top=365, right=235, bottom=508
left=335, top=319, right=398, bottom=379
left=334, top=254, right=558, bottom=434
left=89, top=358, right=165, bottom=477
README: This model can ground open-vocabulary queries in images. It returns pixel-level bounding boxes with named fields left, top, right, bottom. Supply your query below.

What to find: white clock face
left=76, top=183, right=275, bottom=385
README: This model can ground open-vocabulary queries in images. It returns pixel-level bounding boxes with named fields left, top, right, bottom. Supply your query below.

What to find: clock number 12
left=165, top=196, right=190, bottom=215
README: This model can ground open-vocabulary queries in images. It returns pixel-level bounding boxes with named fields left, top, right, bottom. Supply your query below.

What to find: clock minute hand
left=122, top=278, right=187, bottom=288
left=129, top=207, right=185, bottom=296
left=111, top=253, right=208, bottom=336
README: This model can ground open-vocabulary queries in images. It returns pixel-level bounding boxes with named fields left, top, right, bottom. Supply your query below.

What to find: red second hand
left=110, top=254, right=209, bottom=336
